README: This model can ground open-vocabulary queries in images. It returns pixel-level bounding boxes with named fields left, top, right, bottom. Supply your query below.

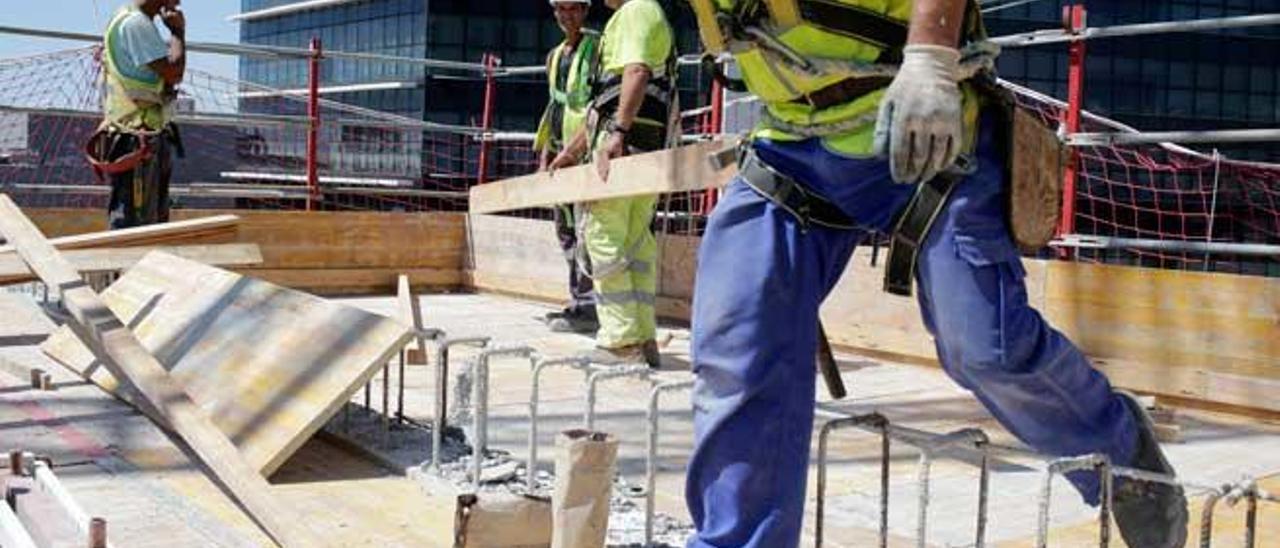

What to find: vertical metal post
left=1199, top=489, right=1224, bottom=548
left=476, top=53, right=498, bottom=185
left=397, top=350, right=406, bottom=424
left=1058, top=4, right=1087, bottom=257
left=87, top=517, right=107, bottom=548
left=701, top=69, right=725, bottom=215
left=645, top=380, right=694, bottom=546
left=306, top=37, right=322, bottom=212
left=1245, top=489, right=1258, bottom=548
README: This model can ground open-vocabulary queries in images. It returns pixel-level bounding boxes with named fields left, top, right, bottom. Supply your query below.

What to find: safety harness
left=698, top=0, right=997, bottom=296
left=588, top=43, right=679, bottom=153
left=87, top=5, right=181, bottom=183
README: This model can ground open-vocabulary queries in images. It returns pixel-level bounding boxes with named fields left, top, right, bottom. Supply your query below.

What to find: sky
left=0, top=0, right=242, bottom=80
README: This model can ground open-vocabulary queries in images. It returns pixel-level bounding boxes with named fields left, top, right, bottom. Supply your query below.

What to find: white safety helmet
left=549, top=0, right=591, bottom=5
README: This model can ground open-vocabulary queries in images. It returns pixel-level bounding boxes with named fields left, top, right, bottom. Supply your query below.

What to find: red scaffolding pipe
left=476, top=53, right=498, bottom=185
left=1059, top=4, right=1087, bottom=256
left=306, top=37, right=322, bottom=211
left=701, top=74, right=725, bottom=215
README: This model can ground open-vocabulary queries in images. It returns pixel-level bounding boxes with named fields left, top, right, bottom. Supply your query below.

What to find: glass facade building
left=239, top=0, right=1280, bottom=161
left=239, top=1, right=706, bottom=130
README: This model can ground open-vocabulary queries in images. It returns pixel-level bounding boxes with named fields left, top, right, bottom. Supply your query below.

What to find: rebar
left=1200, top=487, right=1227, bottom=548
left=430, top=335, right=490, bottom=472
left=816, top=413, right=890, bottom=548
left=1035, top=454, right=1107, bottom=548
left=1245, top=483, right=1259, bottom=548
left=913, top=429, right=989, bottom=548
left=645, top=380, right=694, bottom=546
left=470, top=346, right=538, bottom=486
left=584, top=365, right=651, bottom=431
left=526, top=356, right=593, bottom=492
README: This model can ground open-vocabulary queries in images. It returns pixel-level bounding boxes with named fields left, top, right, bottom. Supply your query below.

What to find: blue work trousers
left=685, top=119, right=1138, bottom=548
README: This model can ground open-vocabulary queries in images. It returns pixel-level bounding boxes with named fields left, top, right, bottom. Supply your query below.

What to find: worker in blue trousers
left=680, top=0, right=1189, bottom=546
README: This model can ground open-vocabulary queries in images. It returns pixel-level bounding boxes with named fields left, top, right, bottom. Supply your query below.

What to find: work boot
left=641, top=339, right=662, bottom=369
left=547, top=310, right=599, bottom=334
left=584, top=344, right=646, bottom=366
left=1112, top=392, right=1189, bottom=548
left=544, top=307, right=573, bottom=321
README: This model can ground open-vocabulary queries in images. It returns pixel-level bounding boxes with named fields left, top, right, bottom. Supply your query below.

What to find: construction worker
left=549, top=0, right=677, bottom=367
left=91, top=0, right=185, bottom=229
left=681, top=0, right=1189, bottom=547
left=535, top=0, right=601, bottom=335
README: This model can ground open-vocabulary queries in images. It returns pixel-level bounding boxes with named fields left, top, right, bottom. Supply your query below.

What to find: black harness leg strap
left=883, top=173, right=961, bottom=297
left=736, top=148, right=858, bottom=231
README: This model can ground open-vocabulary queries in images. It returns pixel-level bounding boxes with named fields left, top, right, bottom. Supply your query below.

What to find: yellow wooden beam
left=468, top=140, right=737, bottom=214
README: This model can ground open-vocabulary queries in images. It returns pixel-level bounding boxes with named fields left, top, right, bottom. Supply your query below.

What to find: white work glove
left=873, top=45, right=963, bottom=184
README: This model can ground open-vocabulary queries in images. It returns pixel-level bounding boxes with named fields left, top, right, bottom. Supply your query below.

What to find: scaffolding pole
left=992, top=12, right=1280, bottom=47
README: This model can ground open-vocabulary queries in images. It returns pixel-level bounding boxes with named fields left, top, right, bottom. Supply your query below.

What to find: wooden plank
left=469, top=140, right=736, bottom=214
left=0, top=196, right=317, bottom=546
left=0, top=244, right=264, bottom=285
left=243, top=267, right=463, bottom=296
left=0, top=215, right=239, bottom=256
left=397, top=274, right=429, bottom=364
left=1043, top=260, right=1280, bottom=379
left=0, top=294, right=56, bottom=346
left=40, top=251, right=412, bottom=477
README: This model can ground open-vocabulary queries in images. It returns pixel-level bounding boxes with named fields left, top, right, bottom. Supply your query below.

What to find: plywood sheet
left=41, top=251, right=412, bottom=476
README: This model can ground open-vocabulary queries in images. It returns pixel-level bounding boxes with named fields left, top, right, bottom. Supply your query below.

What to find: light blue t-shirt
left=108, top=7, right=169, bottom=84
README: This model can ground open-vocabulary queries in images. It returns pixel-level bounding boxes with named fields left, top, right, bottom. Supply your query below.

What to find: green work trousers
left=583, top=195, right=658, bottom=348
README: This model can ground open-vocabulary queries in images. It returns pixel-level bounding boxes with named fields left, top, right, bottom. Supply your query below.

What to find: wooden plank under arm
left=468, top=140, right=737, bottom=214
left=0, top=215, right=240, bottom=256
left=0, top=196, right=317, bottom=548
left=0, top=244, right=264, bottom=285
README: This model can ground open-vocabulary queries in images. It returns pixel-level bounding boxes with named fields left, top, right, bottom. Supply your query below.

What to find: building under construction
left=1, top=1, right=1279, bottom=547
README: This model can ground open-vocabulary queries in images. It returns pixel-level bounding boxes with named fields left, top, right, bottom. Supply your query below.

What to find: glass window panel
left=1223, top=65, right=1248, bottom=92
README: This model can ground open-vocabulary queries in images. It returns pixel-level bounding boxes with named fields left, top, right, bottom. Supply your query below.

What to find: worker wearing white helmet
left=536, top=0, right=601, bottom=334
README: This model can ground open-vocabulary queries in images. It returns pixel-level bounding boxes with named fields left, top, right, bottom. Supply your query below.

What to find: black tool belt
left=737, top=147, right=858, bottom=231
left=790, top=76, right=894, bottom=110
left=883, top=170, right=962, bottom=297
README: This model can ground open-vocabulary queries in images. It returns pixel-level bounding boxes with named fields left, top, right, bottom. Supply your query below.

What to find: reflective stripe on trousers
left=584, top=194, right=658, bottom=348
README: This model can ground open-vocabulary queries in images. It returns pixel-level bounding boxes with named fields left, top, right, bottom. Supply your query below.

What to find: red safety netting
left=1016, top=88, right=1280, bottom=276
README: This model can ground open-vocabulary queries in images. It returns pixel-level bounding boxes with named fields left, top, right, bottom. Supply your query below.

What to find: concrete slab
left=333, top=292, right=1280, bottom=547
left=3, top=290, right=1277, bottom=547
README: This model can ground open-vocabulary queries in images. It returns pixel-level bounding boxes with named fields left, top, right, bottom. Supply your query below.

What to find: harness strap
left=883, top=168, right=964, bottom=297
left=795, top=0, right=908, bottom=51
left=737, top=148, right=858, bottom=231
left=84, top=128, right=158, bottom=184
